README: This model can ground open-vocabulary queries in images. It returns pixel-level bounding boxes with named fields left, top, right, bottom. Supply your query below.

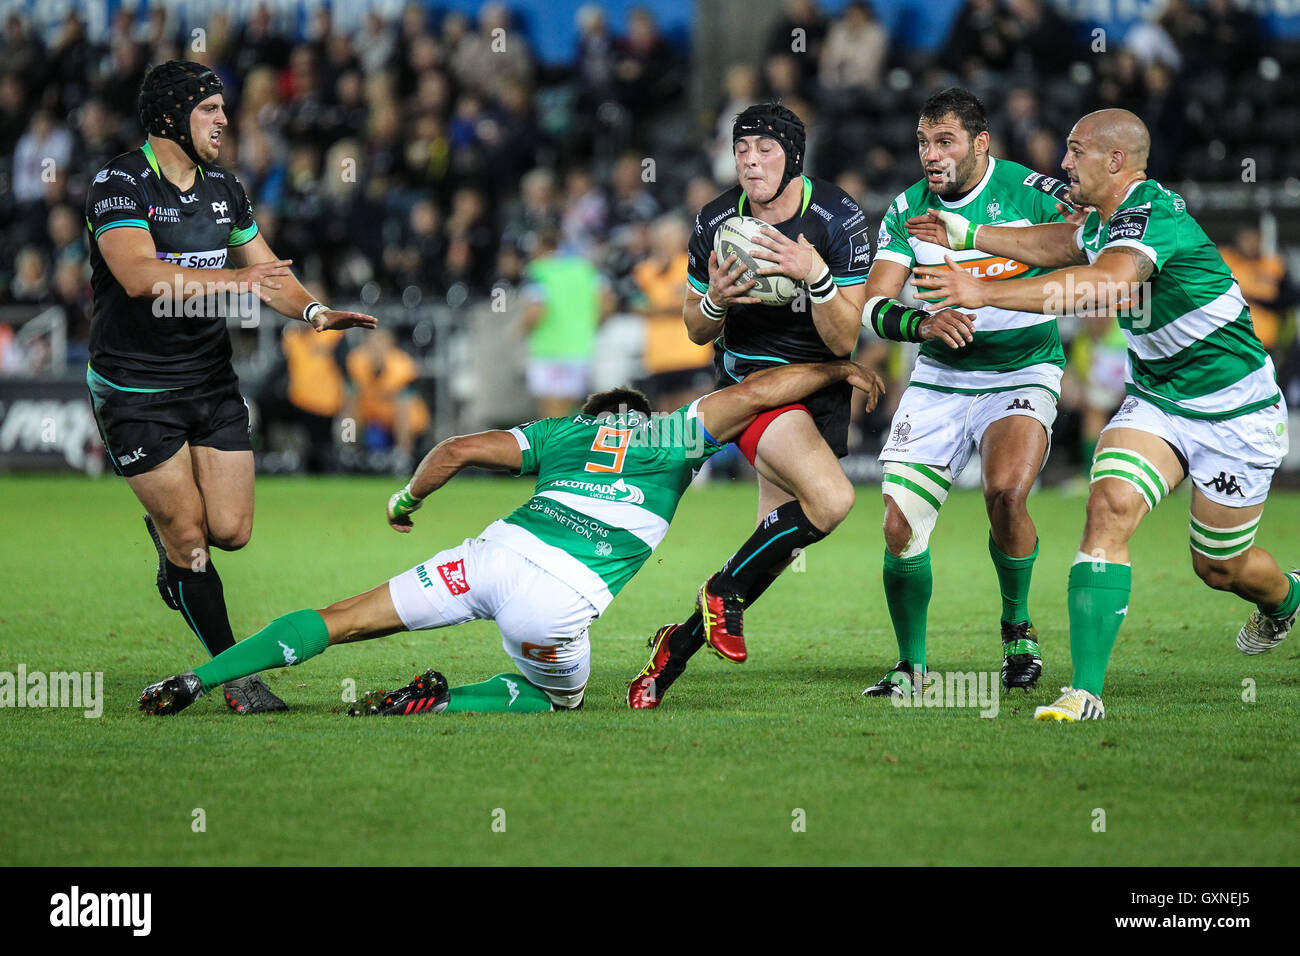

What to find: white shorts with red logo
left=387, top=537, right=597, bottom=706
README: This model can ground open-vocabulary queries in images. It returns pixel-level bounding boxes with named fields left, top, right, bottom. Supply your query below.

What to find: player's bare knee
left=210, top=524, right=252, bottom=552
left=984, top=484, right=1029, bottom=526
left=155, top=515, right=207, bottom=562
left=882, top=500, right=913, bottom=556
left=807, top=477, right=854, bottom=531
left=1085, top=481, right=1142, bottom=536
left=1192, top=552, right=1242, bottom=592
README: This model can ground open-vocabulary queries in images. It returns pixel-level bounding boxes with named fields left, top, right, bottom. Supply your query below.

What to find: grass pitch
left=1, top=474, right=1297, bottom=866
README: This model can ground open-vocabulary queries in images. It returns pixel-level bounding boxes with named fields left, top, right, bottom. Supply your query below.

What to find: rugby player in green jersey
left=909, top=109, right=1294, bottom=720
left=139, top=358, right=883, bottom=716
left=858, top=88, right=1077, bottom=698
left=88, top=61, right=377, bottom=713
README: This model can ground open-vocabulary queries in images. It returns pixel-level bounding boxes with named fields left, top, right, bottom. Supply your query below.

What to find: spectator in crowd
left=448, top=2, right=534, bottom=102
left=633, top=214, right=713, bottom=412
left=503, top=167, right=561, bottom=254
left=9, top=245, right=50, bottom=306
left=445, top=186, right=496, bottom=293
left=13, top=111, right=74, bottom=204
left=1126, top=1, right=1184, bottom=72
left=357, top=11, right=397, bottom=76
left=1001, top=0, right=1075, bottom=75
left=944, top=0, right=1015, bottom=78
left=385, top=198, right=446, bottom=294
left=561, top=166, right=609, bottom=258
left=764, top=0, right=827, bottom=87
left=819, top=1, right=887, bottom=94
left=614, top=7, right=682, bottom=117
left=45, top=204, right=84, bottom=266
left=343, top=327, right=431, bottom=471
left=520, top=228, right=612, bottom=418
left=1002, top=87, right=1044, bottom=169
left=1, top=12, right=43, bottom=80
left=269, top=323, right=349, bottom=473
left=575, top=4, right=617, bottom=116
left=608, top=152, right=662, bottom=238
left=711, top=64, right=760, bottom=184
left=762, top=52, right=803, bottom=101
left=1220, top=225, right=1296, bottom=359
left=52, top=258, right=92, bottom=365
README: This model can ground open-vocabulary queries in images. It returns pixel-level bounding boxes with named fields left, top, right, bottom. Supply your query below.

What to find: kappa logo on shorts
left=1006, top=398, right=1033, bottom=411
left=521, top=642, right=560, bottom=663
left=437, top=559, right=470, bottom=595
left=1201, top=472, right=1245, bottom=497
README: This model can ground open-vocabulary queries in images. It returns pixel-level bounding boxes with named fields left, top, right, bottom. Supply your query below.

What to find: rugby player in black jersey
left=628, top=103, right=975, bottom=708
left=86, top=61, right=377, bottom=713
left=623, top=104, right=853, bottom=706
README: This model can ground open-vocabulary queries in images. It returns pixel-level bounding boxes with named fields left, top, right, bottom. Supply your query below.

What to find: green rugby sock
left=989, top=534, right=1037, bottom=625
left=883, top=547, right=931, bottom=670
left=1259, top=572, right=1300, bottom=620
left=444, top=673, right=555, bottom=713
left=1067, top=557, right=1132, bottom=697
left=193, top=609, right=330, bottom=691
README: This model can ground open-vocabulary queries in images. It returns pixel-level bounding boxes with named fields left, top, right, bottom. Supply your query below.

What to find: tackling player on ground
left=139, top=360, right=883, bottom=716
left=88, top=61, right=376, bottom=713
left=628, top=103, right=881, bottom=708
left=858, top=88, right=1074, bottom=698
left=910, top=108, right=1295, bottom=720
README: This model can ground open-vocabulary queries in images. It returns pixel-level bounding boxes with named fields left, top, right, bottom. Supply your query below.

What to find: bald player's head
left=1062, top=109, right=1151, bottom=208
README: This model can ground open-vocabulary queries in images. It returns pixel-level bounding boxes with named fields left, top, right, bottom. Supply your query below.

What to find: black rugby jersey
left=687, top=175, right=870, bottom=374
left=85, top=142, right=259, bottom=390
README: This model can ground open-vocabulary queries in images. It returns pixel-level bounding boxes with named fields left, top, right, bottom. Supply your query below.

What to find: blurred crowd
left=0, top=0, right=1296, bottom=476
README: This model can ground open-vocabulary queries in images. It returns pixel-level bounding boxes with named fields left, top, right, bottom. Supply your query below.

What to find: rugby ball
left=713, top=216, right=799, bottom=306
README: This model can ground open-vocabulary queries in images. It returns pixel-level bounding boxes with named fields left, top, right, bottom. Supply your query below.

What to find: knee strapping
left=1189, top=514, right=1260, bottom=560
left=882, top=461, right=952, bottom=558
left=1091, top=448, right=1170, bottom=512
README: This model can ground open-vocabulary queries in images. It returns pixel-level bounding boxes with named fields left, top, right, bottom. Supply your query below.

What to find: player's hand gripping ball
left=713, top=216, right=799, bottom=305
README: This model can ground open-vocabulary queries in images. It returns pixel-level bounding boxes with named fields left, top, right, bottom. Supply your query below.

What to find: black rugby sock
left=715, top=501, right=828, bottom=597
left=165, top=558, right=237, bottom=656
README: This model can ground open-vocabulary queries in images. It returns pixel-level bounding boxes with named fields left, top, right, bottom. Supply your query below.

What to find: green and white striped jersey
left=480, top=400, right=725, bottom=613
left=1077, top=179, right=1279, bottom=420
left=876, top=157, right=1070, bottom=396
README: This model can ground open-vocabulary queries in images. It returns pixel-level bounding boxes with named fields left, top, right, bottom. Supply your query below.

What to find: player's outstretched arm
left=230, top=235, right=378, bottom=331
left=905, top=209, right=1088, bottom=269
left=98, top=225, right=293, bottom=302
left=696, top=360, right=884, bottom=444
left=912, top=248, right=1153, bottom=316
left=386, top=430, right=524, bottom=532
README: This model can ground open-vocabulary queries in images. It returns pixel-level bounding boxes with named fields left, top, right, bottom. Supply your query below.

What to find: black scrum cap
left=138, top=60, right=224, bottom=165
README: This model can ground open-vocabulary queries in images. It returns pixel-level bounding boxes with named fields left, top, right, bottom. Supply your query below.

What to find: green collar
left=738, top=174, right=812, bottom=220
left=141, top=140, right=203, bottom=183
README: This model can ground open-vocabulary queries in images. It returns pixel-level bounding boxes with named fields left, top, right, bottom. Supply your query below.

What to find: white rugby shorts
left=388, top=537, right=597, bottom=704
left=879, top=385, right=1058, bottom=478
left=1102, top=394, right=1288, bottom=507
left=526, top=358, right=590, bottom=400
